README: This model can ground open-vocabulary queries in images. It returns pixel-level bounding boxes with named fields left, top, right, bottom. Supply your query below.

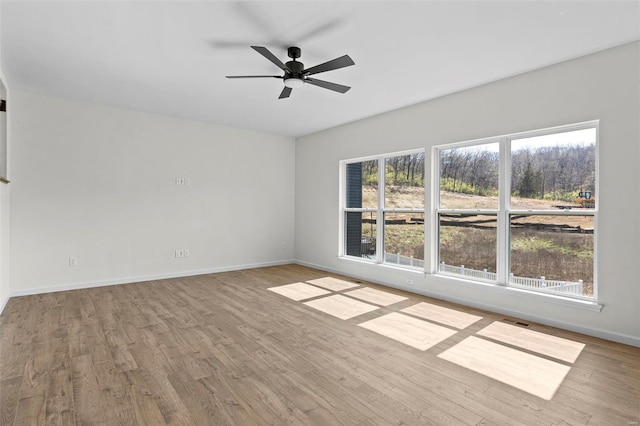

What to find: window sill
left=434, top=272, right=602, bottom=312
left=503, top=285, right=602, bottom=312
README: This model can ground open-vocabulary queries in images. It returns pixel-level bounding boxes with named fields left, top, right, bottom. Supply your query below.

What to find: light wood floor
left=1, top=264, right=638, bottom=425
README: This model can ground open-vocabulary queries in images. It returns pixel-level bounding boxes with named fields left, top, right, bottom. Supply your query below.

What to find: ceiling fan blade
left=294, top=19, right=343, bottom=45
left=305, top=77, right=351, bottom=94
left=226, top=75, right=282, bottom=79
left=303, top=55, right=354, bottom=76
left=251, top=46, right=289, bottom=72
left=279, top=87, right=292, bottom=99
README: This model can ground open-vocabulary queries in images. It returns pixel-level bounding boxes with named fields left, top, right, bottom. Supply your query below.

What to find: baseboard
left=0, top=293, right=9, bottom=315
left=9, top=259, right=295, bottom=298
left=294, top=260, right=640, bottom=348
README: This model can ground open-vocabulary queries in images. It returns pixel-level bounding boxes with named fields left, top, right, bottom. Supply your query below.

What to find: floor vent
left=502, top=318, right=530, bottom=327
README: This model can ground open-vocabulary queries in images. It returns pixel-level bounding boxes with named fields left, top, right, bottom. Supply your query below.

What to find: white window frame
left=339, top=149, right=426, bottom=271
left=433, top=121, right=598, bottom=301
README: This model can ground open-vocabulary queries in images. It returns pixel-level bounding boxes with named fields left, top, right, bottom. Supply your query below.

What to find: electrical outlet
left=175, top=177, right=185, bottom=185
left=69, top=256, right=78, bottom=267
left=405, top=279, right=413, bottom=285
left=184, top=178, right=191, bottom=186
left=175, top=249, right=190, bottom=258
left=282, top=241, right=287, bottom=249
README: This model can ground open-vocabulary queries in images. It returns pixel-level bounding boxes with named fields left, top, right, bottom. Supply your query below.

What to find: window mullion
left=497, top=137, right=510, bottom=284
left=376, top=157, right=385, bottom=263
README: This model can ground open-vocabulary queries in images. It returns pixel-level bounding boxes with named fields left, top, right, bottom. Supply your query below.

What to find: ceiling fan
left=226, top=46, right=355, bottom=99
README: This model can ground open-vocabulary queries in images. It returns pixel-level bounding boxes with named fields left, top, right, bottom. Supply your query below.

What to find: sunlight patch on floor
left=438, top=336, right=571, bottom=400
left=304, top=294, right=379, bottom=320
left=359, top=312, right=457, bottom=351
left=344, top=287, right=408, bottom=306
left=306, top=277, right=360, bottom=291
left=477, top=321, right=585, bottom=363
left=401, top=302, right=483, bottom=329
left=267, top=282, right=331, bottom=301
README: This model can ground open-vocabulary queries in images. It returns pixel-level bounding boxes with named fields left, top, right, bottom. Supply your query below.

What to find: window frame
left=339, top=149, right=426, bottom=271
left=433, top=121, right=598, bottom=301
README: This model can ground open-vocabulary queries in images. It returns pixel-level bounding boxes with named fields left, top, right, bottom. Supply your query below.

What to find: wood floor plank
left=121, top=369, right=166, bottom=425
left=70, top=354, right=107, bottom=426
left=12, top=395, right=46, bottom=426
left=93, top=362, right=138, bottom=425
left=18, top=340, right=52, bottom=400
left=483, top=385, right=590, bottom=426
left=44, top=335, right=75, bottom=425
left=103, top=327, right=138, bottom=373
left=1, top=264, right=639, bottom=425
left=0, top=329, right=27, bottom=380
left=45, top=365, right=75, bottom=425
left=128, top=339, right=190, bottom=424
left=0, top=376, right=22, bottom=425
left=196, top=374, right=262, bottom=425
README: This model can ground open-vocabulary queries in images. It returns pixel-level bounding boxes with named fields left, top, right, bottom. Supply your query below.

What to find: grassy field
left=361, top=186, right=594, bottom=296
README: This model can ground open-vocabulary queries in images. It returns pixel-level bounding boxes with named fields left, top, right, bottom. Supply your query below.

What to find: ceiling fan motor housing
left=286, top=60, right=304, bottom=75
left=285, top=47, right=305, bottom=88
left=287, top=46, right=301, bottom=59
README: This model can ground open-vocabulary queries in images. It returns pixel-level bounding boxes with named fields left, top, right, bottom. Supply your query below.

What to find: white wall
left=0, top=179, right=8, bottom=312
left=0, top=2, right=8, bottom=313
left=295, top=42, right=640, bottom=346
left=0, top=69, right=10, bottom=313
left=0, top=177, right=8, bottom=312
left=9, top=90, right=295, bottom=294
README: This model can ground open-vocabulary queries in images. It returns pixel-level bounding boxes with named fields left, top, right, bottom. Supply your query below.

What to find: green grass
left=440, top=178, right=498, bottom=196
left=510, top=237, right=555, bottom=251
left=439, top=226, right=593, bottom=295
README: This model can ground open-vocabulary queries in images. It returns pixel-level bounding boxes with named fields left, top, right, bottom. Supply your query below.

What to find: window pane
left=346, top=160, right=378, bottom=209
left=511, top=128, right=596, bottom=210
left=383, top=212, right=424, bottom=269
left=385, top=153, right=425, bottom=209
left=345, top=212, right=377, bottom=259
left=510, top=215, right=594, bottom=297
left=439, top=143, right=499, bottom=210
left=438, top=213, right=497, bottom=280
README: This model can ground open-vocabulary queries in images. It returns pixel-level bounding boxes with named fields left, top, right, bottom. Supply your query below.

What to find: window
left=436, top=123, right=597, bottom=300
left=438, top=143, right=499, bottom=279
left=342, top=150, right=425, bottom=270
left=0, top=78, right=7, bottom=184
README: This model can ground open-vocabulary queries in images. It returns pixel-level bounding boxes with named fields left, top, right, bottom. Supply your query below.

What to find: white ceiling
left=1, top=1, right=639, bottom=137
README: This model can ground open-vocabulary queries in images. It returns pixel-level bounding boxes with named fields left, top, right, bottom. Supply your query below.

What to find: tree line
left=512, top=145, right=595, bottom=199
left=362, top=153, right=425, bottom=187
left=439, top=149, right=499, bottom=195
left=440, top=144, right=595, bottom=200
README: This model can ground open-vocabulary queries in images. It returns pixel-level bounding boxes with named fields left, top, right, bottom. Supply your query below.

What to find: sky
left=446, top=127, right=596, bottom=154
left=512, top=128, right=596, bottom=152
